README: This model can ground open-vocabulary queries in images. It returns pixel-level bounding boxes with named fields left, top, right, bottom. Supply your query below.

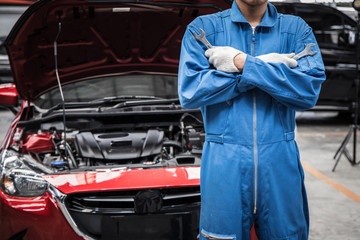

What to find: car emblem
left=134, top=190, right=163, bottom=214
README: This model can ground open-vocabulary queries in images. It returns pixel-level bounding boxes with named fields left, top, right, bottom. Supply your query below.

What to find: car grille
left=65, top=187, right=201, bottom=240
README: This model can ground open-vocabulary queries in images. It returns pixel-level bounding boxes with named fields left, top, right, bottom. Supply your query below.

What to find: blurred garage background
left=0, top=0, right=359, bottom=239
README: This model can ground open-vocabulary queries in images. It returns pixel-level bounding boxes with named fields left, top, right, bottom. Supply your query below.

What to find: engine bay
left=10, top=109, right=205, bottom=174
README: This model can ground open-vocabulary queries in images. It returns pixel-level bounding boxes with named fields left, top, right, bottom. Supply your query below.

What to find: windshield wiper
left=47, top=96, right=164, bottom=112
left=42, top=97, right=179, bottom=116
left=109, top=98, right=180, bottom=110
left=43, top=102, right=105, bottom=116
left=90, top=95, right=164, bottom=103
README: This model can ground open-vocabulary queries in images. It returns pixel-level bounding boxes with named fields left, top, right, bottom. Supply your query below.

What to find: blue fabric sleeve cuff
left=236, top=55, right=256, bottom=93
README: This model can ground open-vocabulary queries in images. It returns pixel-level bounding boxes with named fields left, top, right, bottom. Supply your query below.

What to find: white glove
left=256, top=53, right=298, bottom=68
left=205, top=46, right=242, bottom=73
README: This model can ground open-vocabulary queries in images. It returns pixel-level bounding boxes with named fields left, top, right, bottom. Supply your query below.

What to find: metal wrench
left=192, top=28, right=213, bottom=49
left=193, top=28, right=317, bottom=61
left=292, top=43, right=317, bottom=60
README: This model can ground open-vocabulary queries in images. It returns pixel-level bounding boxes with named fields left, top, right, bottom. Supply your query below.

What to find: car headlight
left=0, top=150, right=49, bottom=197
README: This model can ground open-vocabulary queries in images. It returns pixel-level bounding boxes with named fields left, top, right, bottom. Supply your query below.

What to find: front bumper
left=1, top=185, right=201, bottom=240
left=0, top=190, right=82, bottom=240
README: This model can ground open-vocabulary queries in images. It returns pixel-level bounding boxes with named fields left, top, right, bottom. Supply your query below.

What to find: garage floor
left=295, top=111, right=360, bottom=240
left=1, top=109, right=359, bottom=239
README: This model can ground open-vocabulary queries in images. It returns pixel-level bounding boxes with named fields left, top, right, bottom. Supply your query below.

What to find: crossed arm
left=178, top=21, right=326, bottom=111
left=205, top=46, right=298, bottom=73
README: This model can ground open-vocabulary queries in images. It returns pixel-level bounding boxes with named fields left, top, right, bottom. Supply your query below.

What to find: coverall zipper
left=251, top=26, right=258, bottom=214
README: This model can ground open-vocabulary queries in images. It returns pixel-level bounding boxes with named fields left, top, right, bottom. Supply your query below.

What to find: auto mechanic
left=178, top=0, right=326, bottom=239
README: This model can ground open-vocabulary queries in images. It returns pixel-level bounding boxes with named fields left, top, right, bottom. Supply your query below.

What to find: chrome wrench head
left=292, top=43, right=317, bottom=61
left=192, top=28, right=213, bottom=49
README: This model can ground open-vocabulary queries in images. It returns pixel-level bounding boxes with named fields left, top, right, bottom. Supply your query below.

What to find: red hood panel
left=0, top=0, right=34, bottom=4
left=5, top=0, right=230, bottom=100
left=42, top=166, right=200, bottom=194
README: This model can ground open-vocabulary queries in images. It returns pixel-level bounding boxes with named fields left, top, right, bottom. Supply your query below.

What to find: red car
left=0, top=0, right=259, bottom=239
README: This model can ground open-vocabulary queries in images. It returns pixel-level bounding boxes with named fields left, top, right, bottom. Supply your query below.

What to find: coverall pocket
left=294, top=141, right=305, bottom=180
left=295, top=41, right=324, bottom=73
left=204, top=101, right=232, bottom=135
left=201, top=229, right=236, bottom=240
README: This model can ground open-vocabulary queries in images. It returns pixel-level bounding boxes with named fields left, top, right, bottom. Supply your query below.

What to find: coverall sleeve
left=178, top=21, right=250, bottom=109
left=239, top=19, right=326, bottom=111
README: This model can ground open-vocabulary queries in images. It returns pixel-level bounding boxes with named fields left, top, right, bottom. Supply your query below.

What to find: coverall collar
left=230, top=1, right=278, bottom=27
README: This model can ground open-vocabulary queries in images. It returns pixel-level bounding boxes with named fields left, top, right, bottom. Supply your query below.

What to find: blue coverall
left=178, top=2, right=326, bottom=240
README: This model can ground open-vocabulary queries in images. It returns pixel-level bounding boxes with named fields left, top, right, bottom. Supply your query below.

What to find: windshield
left=34, top=74, right=178, bottom=109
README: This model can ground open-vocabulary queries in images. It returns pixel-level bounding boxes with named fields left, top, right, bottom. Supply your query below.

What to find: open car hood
left=5, top=0, right=231, bottom=100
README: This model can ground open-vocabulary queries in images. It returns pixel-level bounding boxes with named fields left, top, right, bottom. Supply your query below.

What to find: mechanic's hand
left=256, top=53, right=298, bottom=68
left=205, top=46, right=243, bottom=73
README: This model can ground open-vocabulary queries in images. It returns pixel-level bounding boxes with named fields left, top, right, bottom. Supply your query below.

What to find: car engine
left=10, top=110, right=205, bottom=173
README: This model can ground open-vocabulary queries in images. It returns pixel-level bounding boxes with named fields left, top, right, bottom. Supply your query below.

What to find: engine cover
left=75, top=130, right=164, bottom=160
